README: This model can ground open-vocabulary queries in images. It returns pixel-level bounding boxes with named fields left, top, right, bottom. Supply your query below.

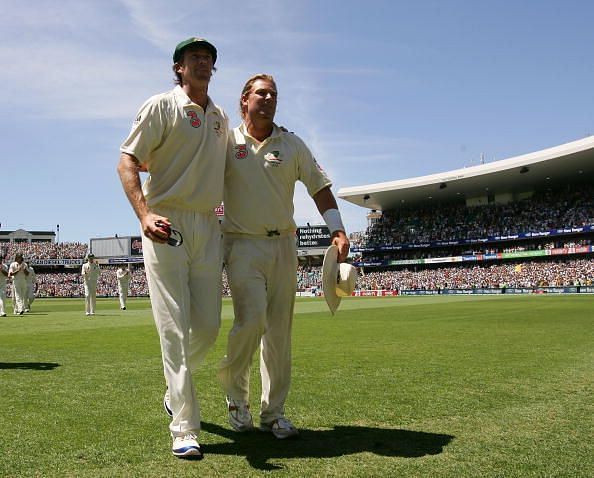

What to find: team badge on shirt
left=186, top=110, right=201, bottom=128
left=264, top=151, right=282, bottom=167
left=235, top=145, right=248, bottom=159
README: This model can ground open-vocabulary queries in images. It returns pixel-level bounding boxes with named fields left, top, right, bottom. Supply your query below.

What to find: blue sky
left=2, top=0, right=593, bottom=243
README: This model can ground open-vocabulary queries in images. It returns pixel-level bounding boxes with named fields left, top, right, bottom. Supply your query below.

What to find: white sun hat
left=322, top=245, right=358, bottom=315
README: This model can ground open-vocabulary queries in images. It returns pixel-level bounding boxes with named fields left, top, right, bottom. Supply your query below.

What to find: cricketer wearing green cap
left=173, top=37, right=217, bottom=64
left=118, top=36, right=228, bottom=459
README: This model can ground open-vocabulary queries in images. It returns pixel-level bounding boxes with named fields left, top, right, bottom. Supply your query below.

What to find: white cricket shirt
left=9, top=262, right=28, bottom=284
left=116, top=268, right=131, bottom=284
left=222, top=123, right=331, bottom=236
left=82, top=262, right=100, bottom=283
left=120, top=86, right=229, bottom=212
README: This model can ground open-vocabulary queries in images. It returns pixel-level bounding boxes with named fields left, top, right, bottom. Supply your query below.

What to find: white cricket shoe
left=260, top=417, right=299, bottom=439
left=172, top=433, right=203, bottom=459
left=226, top=396, right=254, bottom=432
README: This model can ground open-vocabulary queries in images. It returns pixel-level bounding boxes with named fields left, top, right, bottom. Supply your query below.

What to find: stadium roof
left=338, top=136, right=594, bottom=211
left=0, top=229, right=55, bottom=236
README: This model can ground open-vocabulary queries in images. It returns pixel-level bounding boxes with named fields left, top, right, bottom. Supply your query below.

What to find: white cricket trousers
left=142, top=208, right=222, bottom=437
left=12, top=280, right=27, bottom=314
left=0, top=284, right=6, bottom=315
left=84, top=282, right=97, bottom=314
left=118, top=282, right=129, bottom=308
left=218, top=234, right=297, bottom=423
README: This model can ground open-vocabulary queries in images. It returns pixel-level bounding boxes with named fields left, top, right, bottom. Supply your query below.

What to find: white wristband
left=322, top=208, right=345, bottom=234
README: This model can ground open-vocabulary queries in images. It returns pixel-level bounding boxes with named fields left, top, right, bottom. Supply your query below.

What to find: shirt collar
left=239, top=122, right=282, bottom=142
left=174, top=85, right=218, bottom=114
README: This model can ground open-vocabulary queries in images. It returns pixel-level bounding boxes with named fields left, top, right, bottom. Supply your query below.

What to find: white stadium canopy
left=338, top=136, right=594, bottom=212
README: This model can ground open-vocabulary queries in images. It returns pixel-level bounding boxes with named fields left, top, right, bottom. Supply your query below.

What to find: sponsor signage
left=388, top=259, right=424, bottom=266
left=108, top=257, right=144, bottom=264
left=131, top=237, right=143, bottom=256
left=346, top=288, right=594, bottom=296
left=353, top=245, right=593, bottom=267
left=425, top=256, right=463, bottom=264
left=353, top=290, right=399, bottom=297
left=353, top=261, right=384, bottom=267
left=297, top=226, right=331, bottom=248
left=29, top=258, right=84, bottom=266
left=501, top=250, right=547, bottom=259
left=400, top=289, right=439, bottom=295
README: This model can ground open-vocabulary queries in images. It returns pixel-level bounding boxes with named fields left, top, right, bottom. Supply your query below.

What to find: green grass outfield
left=0, top=295, right=592, bottom=477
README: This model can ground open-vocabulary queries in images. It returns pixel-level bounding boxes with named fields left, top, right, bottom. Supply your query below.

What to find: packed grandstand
left=1, top=183, right=593, bottom=299
left=1, top=257, right=593, bottom=299
left=1, top=137, right=593, bottom=298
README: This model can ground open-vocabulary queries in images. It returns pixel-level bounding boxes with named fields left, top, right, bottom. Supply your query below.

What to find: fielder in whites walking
left=218, top=74, right=350, bottom=438
left=116, top=264, right=131, bottom=310
left=8, top=253, right=29, bottom=316
left=118, top=37, right=228, bottom=459
left=25, top=260, right=36, bottom=312
left=81, top=254, right=100, bottom=316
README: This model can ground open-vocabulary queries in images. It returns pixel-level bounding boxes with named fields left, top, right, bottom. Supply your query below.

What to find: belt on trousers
left=223, top=228, right=295, bottom=239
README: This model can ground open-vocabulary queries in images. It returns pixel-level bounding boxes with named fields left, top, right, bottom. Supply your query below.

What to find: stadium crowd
left=5, top=265, right=221, bottom=298
left=1, top=241, right=88, bottom=259
left=356, top=258, right=594, bottom=291
left=364, top=185, right=594, bottom=247
left=2, top=182, right=593, bottom=300
left=26, top=266, right=149, bottom=298
left=3, top=258, right=590, bottom=299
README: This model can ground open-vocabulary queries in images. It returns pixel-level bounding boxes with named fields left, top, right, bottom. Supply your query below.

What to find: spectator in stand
left=363, top=185, right=594, bottom=248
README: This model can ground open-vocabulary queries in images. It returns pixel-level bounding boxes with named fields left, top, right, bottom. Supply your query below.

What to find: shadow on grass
left=202, top=421, right=454, bottom=471
left=80, top=314, right=120, bottom=319
left=0, top=362, right=60, bottom=370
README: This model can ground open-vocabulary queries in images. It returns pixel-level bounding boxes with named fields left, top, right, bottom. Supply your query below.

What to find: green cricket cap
left=173, top=37, right=217, bottom=64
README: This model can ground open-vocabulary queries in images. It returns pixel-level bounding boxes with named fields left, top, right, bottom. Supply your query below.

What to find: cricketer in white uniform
left=0, top=256, right=8, bottom=317
left=8, top=253, right=29, bottom=316
left=25, top=262, right=36, bottom=312
left=218, top=74, right=350, bottom=439
left=81, top=254, right=100, bottom=316
left=118, top=38, right=227, bottom=458
left=116, top=264, right=131, bottom=310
